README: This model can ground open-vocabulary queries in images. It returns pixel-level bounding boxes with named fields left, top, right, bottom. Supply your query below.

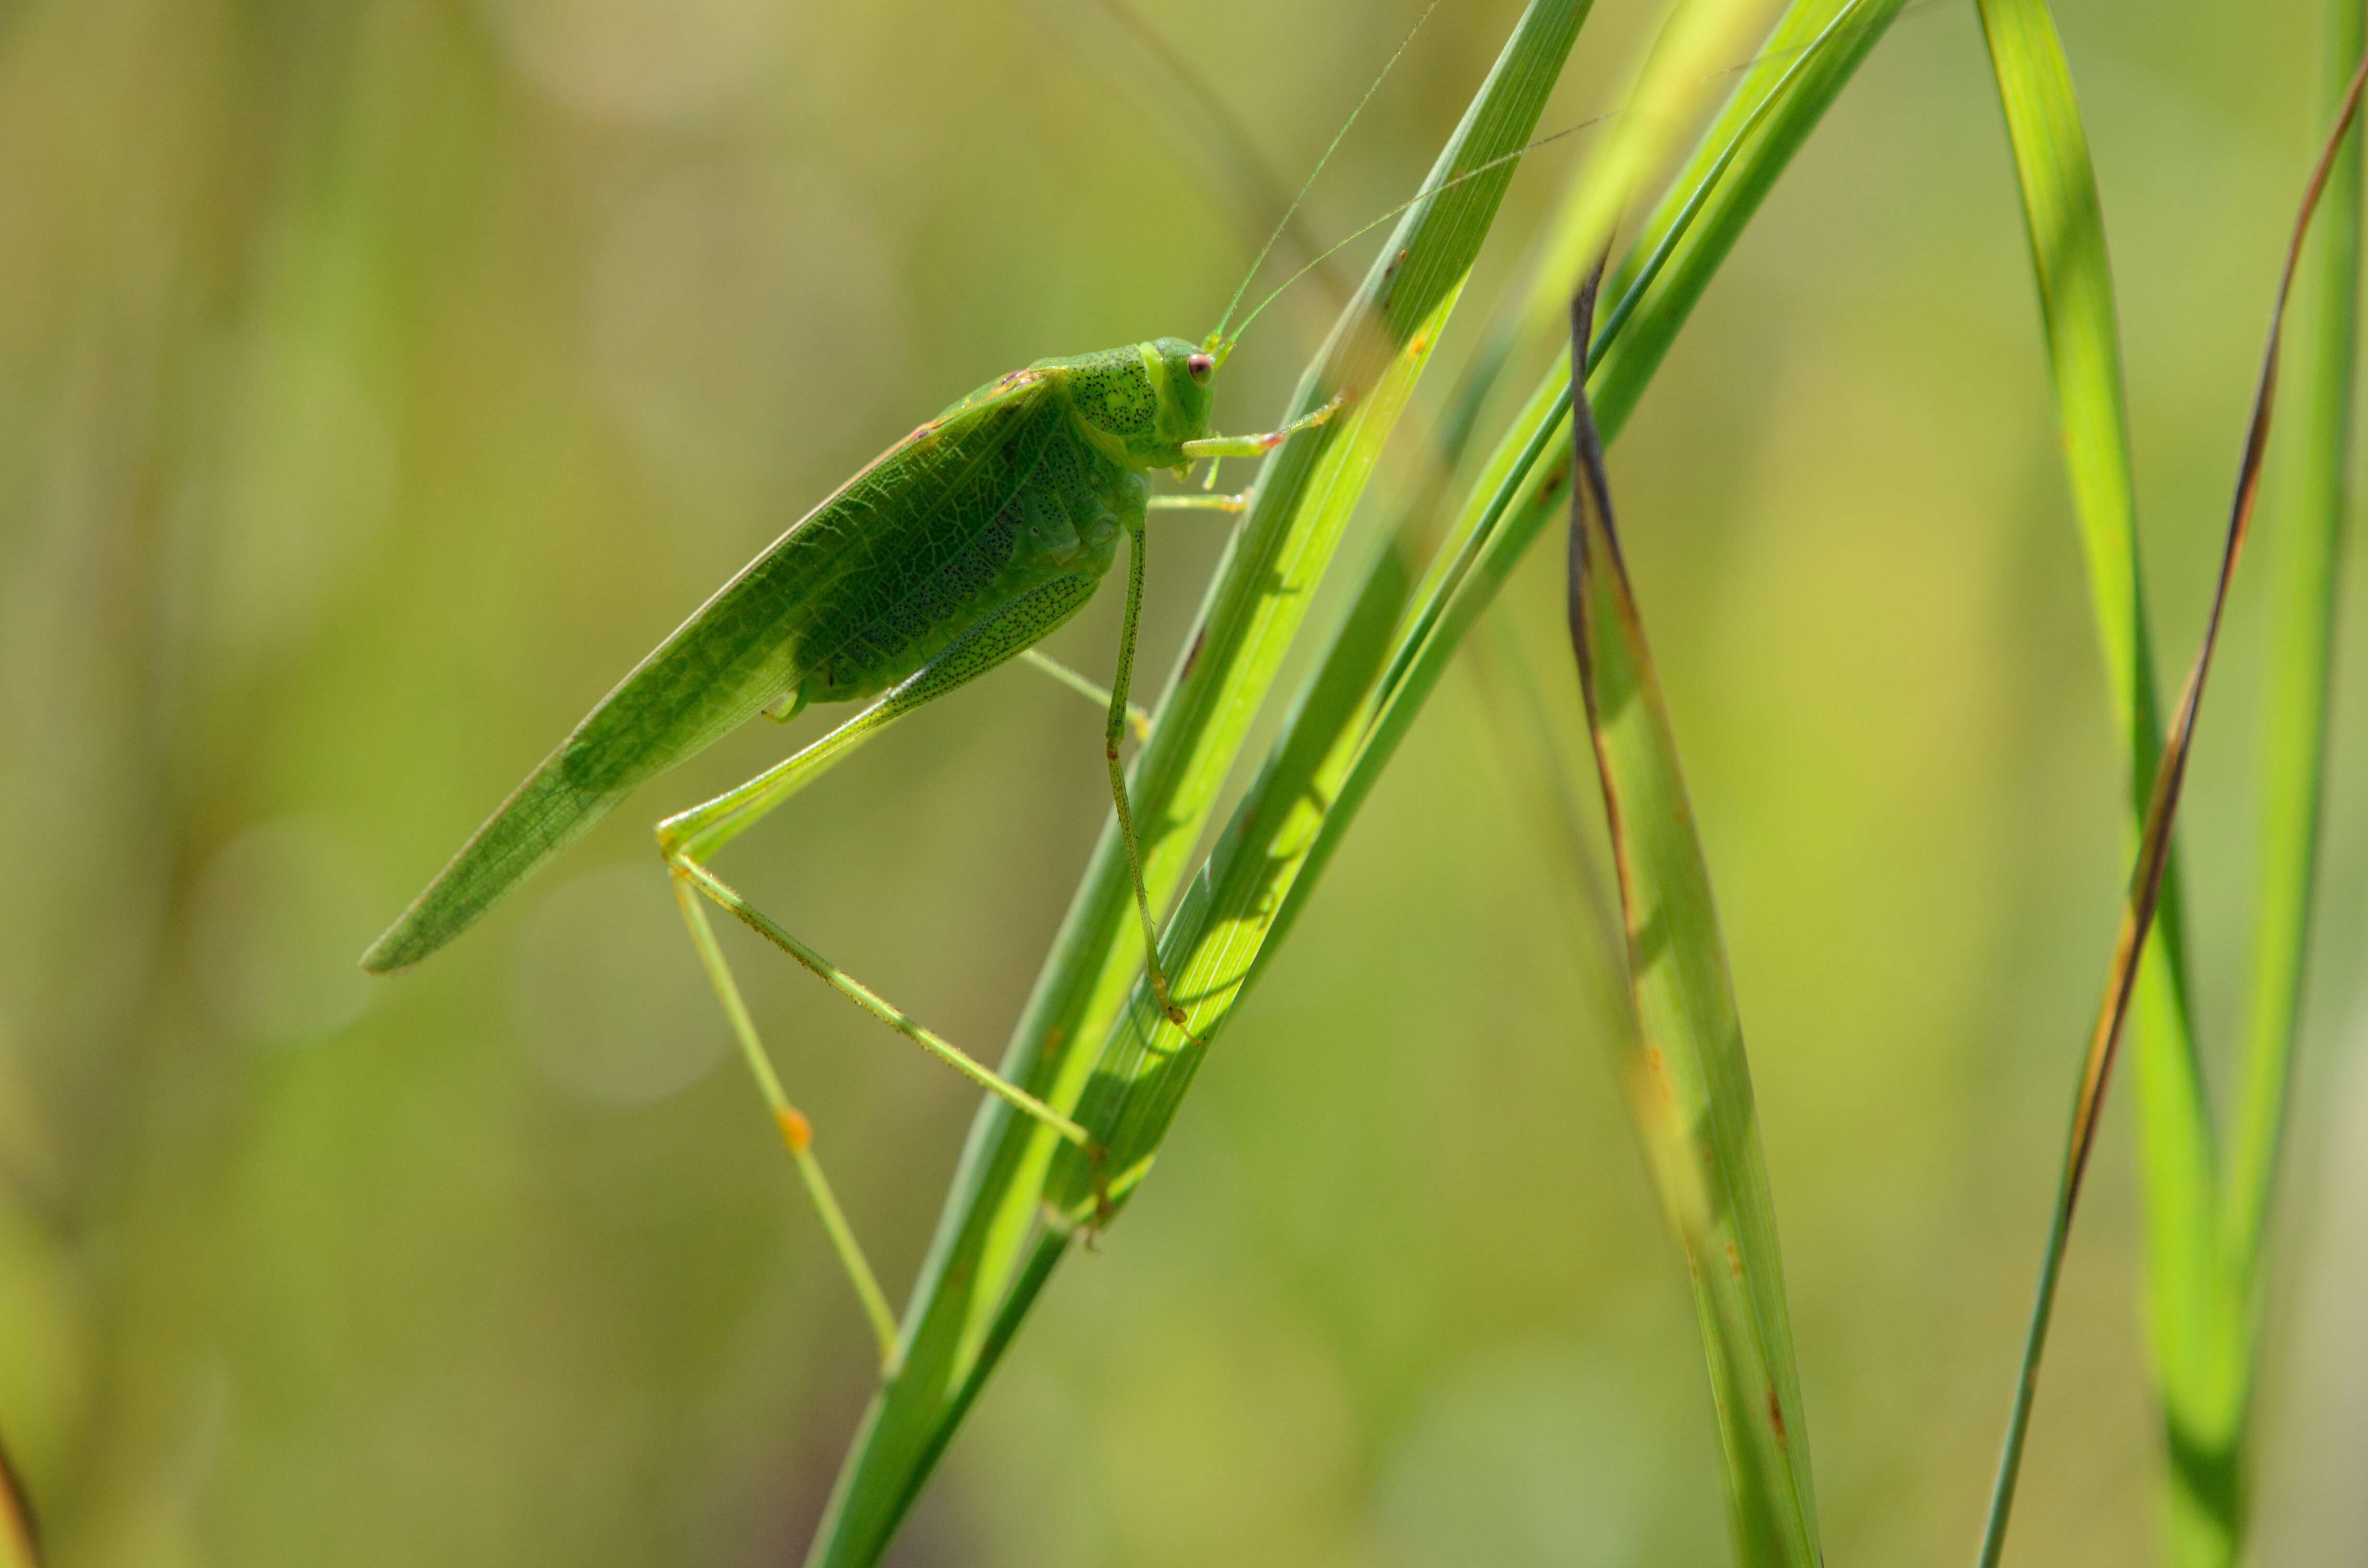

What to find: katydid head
left=1056, top=337, right=1218, bottom=471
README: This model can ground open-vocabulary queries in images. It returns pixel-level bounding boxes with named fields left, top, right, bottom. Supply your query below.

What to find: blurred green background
left=0, top=0, right=2362, bottom=1562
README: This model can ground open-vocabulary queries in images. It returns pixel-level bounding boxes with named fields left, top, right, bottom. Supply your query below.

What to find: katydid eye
left=1186, top=353, right=1213, bottom=383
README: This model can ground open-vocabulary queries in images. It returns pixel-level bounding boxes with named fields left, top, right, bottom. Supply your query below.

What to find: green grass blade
left=800, top=7, right=1593, bottom=1561
left=1964, top=1, right=2224, bottom=1553
left=1964, top=6, right=2363, bottom=1557
left=1973, top=21, right=2368, bottom=1561
left=2226, top=0, right=2360, bottom=1356
left=1042, top=0, right=1802, bottom=1186
left=1565, top=263, right=1818, bottom=1566
left=1040, top=4, right=1900, bottom=1555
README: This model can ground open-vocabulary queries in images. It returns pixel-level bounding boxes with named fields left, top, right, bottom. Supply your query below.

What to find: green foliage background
left=0, top=0, right=2360, bottom=1563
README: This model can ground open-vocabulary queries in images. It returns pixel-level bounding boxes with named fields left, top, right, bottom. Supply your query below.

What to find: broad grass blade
left=1963, top=18, right=2231, bottom=1554
left=802, top=6, right=1594, bottom=1561
left=2223, top=0, right=2363, bottom=1507
left=1973, top=37, right=2368, bottom=1566
left=1563, top=264, right=1820, bottom=1567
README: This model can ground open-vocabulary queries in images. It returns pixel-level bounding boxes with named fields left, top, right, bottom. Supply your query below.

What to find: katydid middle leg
left=1099, top=507, right=1196, bottom=1036
left=1100, top=393, right=1349, bottom=1034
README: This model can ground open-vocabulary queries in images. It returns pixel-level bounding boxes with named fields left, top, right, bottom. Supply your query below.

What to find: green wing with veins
left=363, top=370, right=1062, bottom=973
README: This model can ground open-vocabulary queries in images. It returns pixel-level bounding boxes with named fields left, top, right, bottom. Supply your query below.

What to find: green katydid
left=361, top=323, right=1339, bottom=1343
left=350, top=11, right=1472, bottom=1362
left=357, top=3, right=1595, bottom=1370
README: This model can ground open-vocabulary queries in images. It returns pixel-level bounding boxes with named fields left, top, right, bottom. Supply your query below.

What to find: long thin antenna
left=1210, top=1, right=1441, bottom=346
left=1227, top=117, right=1608, bottom=344
left=1046, top=0, right=1344, bottom=308
left=1222, top=0, right=1948, bottom=347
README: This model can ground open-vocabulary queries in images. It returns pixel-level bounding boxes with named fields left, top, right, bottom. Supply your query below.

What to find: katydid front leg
left=1180, top=390, right=1348, bottom=464
left=1151, top=392, right=1348, bottom=515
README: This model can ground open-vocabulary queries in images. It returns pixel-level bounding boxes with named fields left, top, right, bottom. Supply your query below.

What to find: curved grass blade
left=1973, top=51, right=2368, bottom=1568
left=802, top=7, right=1594, bottom=1561
left=1564, top=261, right=1821, bottom=1566
left=2224, top=0, right=2362, bottom=1471
left=1963, top=8, right=2236, bottom=1553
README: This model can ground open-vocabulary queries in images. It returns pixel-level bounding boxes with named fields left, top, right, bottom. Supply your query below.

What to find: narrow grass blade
left=1974, top=53, right=2368, bottom=1568
left=2224, top=0, right=2362, bottom=1412
left=1562, top=263, right=1820, bottom=1567
left=802, top=7, right=1593, bottom=1562
left=1965, top=0, right=2224, bottom=1545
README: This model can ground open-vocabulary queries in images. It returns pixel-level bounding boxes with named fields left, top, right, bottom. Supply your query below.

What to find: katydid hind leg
left=671, top=855, right=1095, bottom=1145
left=672, top=875, right=904, bottom=1370
left=663, top=576, right=1119, bottom=1217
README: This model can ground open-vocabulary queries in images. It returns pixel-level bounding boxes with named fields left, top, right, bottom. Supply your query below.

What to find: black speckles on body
left=1067, top=359, right=1156, bottom=439
left=1031, top=338, right=1212, bottom=472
